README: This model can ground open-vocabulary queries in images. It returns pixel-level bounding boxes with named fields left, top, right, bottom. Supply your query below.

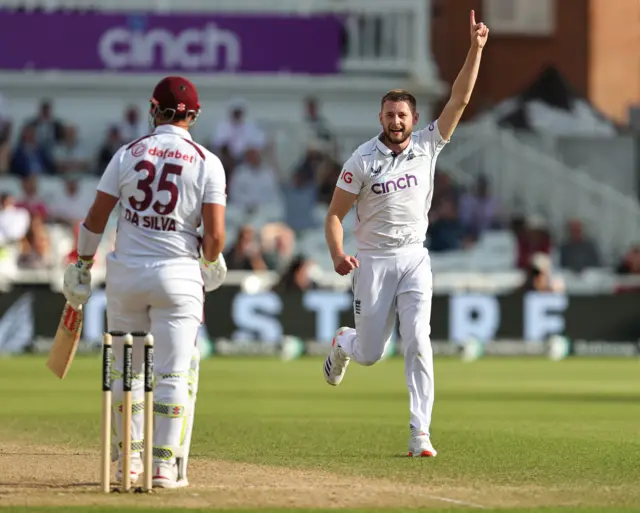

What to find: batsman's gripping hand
left=200, top=253, right=227, bottom=292
left=62, top=259, right=93, bottom=310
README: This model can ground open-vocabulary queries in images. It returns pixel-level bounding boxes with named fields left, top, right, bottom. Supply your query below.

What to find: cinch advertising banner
left=0, top=11, right=342, bottom=74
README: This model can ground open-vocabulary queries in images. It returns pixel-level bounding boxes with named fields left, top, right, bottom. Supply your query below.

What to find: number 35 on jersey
left=123, top=160, right=182, bottom=232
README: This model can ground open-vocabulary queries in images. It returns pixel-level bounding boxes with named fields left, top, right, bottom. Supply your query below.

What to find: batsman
left=62, top=76, right=227, bottom=488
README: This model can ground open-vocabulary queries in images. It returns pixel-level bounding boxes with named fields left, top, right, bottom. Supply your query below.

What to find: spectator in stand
left=215, top=144, right=237, bottom=183
left=18, top=212, right=51, bottom=269
left=97, top=125, right=124, bottom=173
left=284, top=140, right=324, bottom=232
left=0, top=193, right=30, bottom=251
left=514, top=214, right=552, bottom=270
left=316, top=155, right=342, bottom=205
left=260, top=222, right=296, bottom=273
left=0, top=91, right=12, bottom=174
left=427, top=170, right=464, bottom=251
left=11, top=124, right=49, bottom=177
left=25, top=99, right=65, bottom=170
left=52, top=125, right=91, bottom=175
left=292, top=139, right=327, bottom=190
left=427, top=197, right=462, bottom=252
left=616, top=245, right=640, bottom=275
left=210, top=98, right=266, bottom=161
left=458, top=174, right=500, bottom=238
left=272, top=255, right=318, bottom=293
left=224, top=224, right=268, bottom=271
left=612, top=244, right=640, bottom=292
left=431, top=170, right=460, bottom=212
left=228, top=146, right=281, bottom=212
left=521, top=252, right=564, bottom=292
left=15, top=174, right=48, bottom=221
left=284, top=135, right=337, bottom=206
left=303, top=96, right=334, bottom=148
left=47, top=175, right=92, bottom=228
left=118, top=105, right=147, bottom=141
left=559, top=219, right=601, bottom=272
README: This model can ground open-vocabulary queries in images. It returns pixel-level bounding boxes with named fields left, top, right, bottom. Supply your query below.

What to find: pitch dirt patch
left=0, top=441, right=636, bottom=510
left=0, top=442, right=464, bottom=510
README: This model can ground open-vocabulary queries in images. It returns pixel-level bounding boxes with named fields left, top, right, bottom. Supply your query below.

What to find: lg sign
left=98, top=23, right=241, bottom=70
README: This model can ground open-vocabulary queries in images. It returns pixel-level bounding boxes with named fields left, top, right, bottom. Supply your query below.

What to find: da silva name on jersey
left=123, top=206, right=177, bottom=232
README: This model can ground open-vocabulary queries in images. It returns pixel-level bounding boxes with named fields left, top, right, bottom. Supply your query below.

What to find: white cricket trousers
left=336, top=246, right=435, bottom=436
left=105, top=255, right=203, bottom=464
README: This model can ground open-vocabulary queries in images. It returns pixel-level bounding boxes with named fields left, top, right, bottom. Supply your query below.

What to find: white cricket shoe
left=152, top=460, right=189, bottom=489
left=115, top=456, right=143, bottom=484
left=323, top=327, right=351, bottom=386
left=408, top=433, right=438, bottom=458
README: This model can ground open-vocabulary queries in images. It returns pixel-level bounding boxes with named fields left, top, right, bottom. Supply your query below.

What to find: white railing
left=0, top=0, right=434, bottom=80
left=438, top=120, right=640, bottom=264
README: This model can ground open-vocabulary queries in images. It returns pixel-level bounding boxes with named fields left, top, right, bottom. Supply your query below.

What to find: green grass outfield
left=1, top=355, right=640, bottom=512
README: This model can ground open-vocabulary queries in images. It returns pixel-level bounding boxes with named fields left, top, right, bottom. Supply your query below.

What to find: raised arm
left=437, top=10, right=489, bottom=141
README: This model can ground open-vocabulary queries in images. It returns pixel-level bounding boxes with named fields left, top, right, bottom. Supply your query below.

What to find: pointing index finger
left=470, top=9, right=476, bottom=27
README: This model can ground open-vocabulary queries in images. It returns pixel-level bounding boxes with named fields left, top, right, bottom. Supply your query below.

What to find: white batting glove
left=62, top=260, right=93, bottom=309
left=199, top=253, right=227, bottom=292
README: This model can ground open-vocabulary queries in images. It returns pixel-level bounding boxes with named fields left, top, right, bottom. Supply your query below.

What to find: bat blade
left=46, top=302, right=83, bottom=379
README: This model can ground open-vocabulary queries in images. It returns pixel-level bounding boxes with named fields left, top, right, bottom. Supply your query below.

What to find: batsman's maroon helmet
left=149, top=76, right=201, bottom=126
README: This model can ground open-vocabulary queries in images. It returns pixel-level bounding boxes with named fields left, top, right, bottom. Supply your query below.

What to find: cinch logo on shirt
left=371, top=174, right=418, bottom=195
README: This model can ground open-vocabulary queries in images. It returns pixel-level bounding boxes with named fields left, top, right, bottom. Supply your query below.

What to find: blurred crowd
left=0, top=94, right=341, bottom=289
left=0, top=92, right=638, bottom=290
left=428, top=168, right=604, bottom=264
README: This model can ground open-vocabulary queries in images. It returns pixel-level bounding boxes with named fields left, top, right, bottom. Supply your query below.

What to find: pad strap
left=153, top=446, right=176, bottom=460
left=153, top=402, right=186, bottom=418
left=76, top=223, right=103, bottom=261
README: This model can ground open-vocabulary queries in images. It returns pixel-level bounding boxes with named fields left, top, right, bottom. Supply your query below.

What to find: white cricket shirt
left=336, top=120, right=448, bottom=253
left=97, top=125, right=226, bottom=262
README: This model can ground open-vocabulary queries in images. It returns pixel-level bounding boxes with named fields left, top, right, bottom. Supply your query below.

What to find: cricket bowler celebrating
left=62, top=76, right=227, bottom=487
left=323, top=11, right=489, bottom=457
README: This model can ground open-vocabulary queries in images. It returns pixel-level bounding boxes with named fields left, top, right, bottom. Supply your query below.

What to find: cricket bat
left=46, top=302, right=83, bottom=379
